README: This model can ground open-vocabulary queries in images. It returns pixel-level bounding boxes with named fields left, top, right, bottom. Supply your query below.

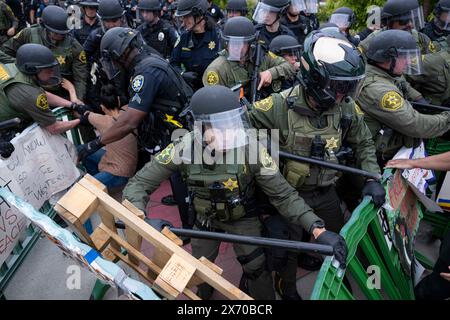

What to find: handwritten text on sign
left=0, top=125, right=80, bottom=264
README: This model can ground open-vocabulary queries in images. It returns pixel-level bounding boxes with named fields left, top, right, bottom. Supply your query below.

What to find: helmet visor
left=328, top=74, right=365, bottom=101
left=398, top=48, right=423, bottom=75
left=329, top=13, right=351, bottom=29
left=99, top=56, right=121, bottom=80
left=290, top=0, right=307, bottom=15
left=436, top=9, right=450, bottom=31
left=391, top=6, right=425, bottom=31
left=277, top=45, right=302, bottom=62
left=305, top=0, right=318, bottom=14
left=36, top=65, right=62, bottom=88
left=252, top=2, right=281, bottom=25
left=196, top=108, right=251, bottom=151
left=226, top=37, right=252, bottom=61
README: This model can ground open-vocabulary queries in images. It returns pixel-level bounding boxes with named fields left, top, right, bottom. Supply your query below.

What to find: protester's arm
left=385, top=151, right=450, bottom=171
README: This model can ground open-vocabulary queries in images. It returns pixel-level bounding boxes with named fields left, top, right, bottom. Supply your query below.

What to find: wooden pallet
left=54, top=175, right=252, bottom=300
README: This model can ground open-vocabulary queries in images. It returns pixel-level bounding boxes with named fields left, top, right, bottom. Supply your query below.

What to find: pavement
left=2, top=180, right=444, bottom=300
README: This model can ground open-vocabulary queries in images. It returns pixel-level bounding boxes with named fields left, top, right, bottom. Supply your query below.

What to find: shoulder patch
left=260, top=147, right=277, bottom=171
left=78, top=51, right=87, bottom=64
left=131, top=75, right=145, bottom=92
left=429, top=41, right=436, bottom=53
left=354, top=103, right=364, bottom=115
left=268, top=51, right=278, bottom=59
left=380, top=91, right=403, bottom=111
left=206, top=70, right=219, bottom=85
left=0, top=64, right=11, bottom=81
left=36, top=93, right=49, bottom=111
left=254, top=96, right=274, bottom=112
left=155, top=143, right=175, bottom=165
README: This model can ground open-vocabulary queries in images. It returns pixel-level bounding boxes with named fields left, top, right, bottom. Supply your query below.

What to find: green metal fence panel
left=311, top=195, right=416, bottom=300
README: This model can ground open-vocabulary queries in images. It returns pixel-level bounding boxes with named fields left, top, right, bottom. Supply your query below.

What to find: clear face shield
left=252, top=2, right=280, bottom=25
left=390, top=6, right=425, bottom=31
left=197, top=108, right=251, bottom=152
left=326, top=74, right=366, bottom=102
left=289, top=0, right=306, bottom=15
left=304, top=0, right=318, bottom=14
left=36, top=64, right=62, bottom=88
left=329, top=13, right=351, bottom=29
left=226, top=37, right=252, bottom=61
left=436, top=8, right=450, bottom=31
left=279, top=46, right=302, bottom=67
left=397, top=48, right=423, bottom=75
left=100, top=54, right=121, bottom=80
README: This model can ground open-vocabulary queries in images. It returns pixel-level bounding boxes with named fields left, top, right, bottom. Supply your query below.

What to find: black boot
left=274, top=272, right=303, bottom=300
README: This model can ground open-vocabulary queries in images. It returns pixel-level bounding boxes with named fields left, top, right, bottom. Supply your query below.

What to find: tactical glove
left=316, top=230, right=348, bottom=269
left=78, top=137, right=103, bottom=162
left=362, top=180, right=386, bottom=208
left=0, top=141, right=14, bottom=158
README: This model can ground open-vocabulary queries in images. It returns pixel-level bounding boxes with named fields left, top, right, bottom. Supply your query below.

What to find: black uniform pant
left=415, top=231, right=450, bottom=300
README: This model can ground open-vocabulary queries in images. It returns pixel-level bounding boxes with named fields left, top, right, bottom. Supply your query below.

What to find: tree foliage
left=318, top=0, right=439, bottom=31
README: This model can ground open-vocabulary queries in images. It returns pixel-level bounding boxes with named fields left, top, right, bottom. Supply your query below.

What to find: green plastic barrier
left=311, top=170, right=418, bottom=300
left=0, top=107, right=83, bottom=298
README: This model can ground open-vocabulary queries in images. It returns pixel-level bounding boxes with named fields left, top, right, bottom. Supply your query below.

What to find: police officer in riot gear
left=329, top=6, right=359, bottom=46
left=422, top=0, right=450, bottom=50
left=359, top=0, right=436, bottom=55
left=268, top=34, right=301, bottom=90
left=358, top=29, right=450, bottom=164
left=74, top=0, right=100, bottom=45
left=280, top=0, right=310, bottom=45
left=206, top=0, right=223, bottom=23
left=252, top=0, right=296, bottom=50
left=83, top=0, right=128, bottom=110
left=170, top=0, right=219, bottom=90
left=0, top=43, right=79, bottom=135
left=78, top=27, right=192, bottom=163
left=122, top=84, right=348, bottom=300
left=136, top=0, right=179, bottom=59
left=1, top=5, right=88, bottom=100
left=203, top=16, right=296, bottom=100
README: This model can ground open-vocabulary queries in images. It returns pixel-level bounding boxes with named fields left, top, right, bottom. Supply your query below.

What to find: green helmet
left=16, top=43, right=62, bottom=87
left=300, top=30, right=366, bottom=110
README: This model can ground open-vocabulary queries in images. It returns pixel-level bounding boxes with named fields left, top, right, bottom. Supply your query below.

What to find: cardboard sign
left=0, top=125, right=80, bottom=264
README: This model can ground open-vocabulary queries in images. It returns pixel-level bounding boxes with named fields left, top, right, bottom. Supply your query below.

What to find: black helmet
left=41, top=5, right=70, bottom=34
left=329, top=7, right=356, bottom=29
left=98, top=0, right=125, bottom=20
left=222, top=16, right=256, bottom=61
left=269, top=34, right=302, bottom=57
left=222, top=16, right=255, bottom=40
left=138, top=0, right=161, bottom=11
left=16, top=44, right=61, bottom=87
left=175, top=0, right=208, bottom=17
left=79, top=0, right=99, bottom=7
left=434, top=0, right=450, bottom=31
left=382, top=0, right=424, bottom=30
left=100, top=27, right=142, bottom=79
left=366, top=29, right=422, bottom=76
left=226, top=0, right=248, bottom=15
left=253, top=0, right=290, bottom=25
left=435, top=0, right=450, bottom=14
left=190, top=85, right=250, bottom=151
left=300, top=30, right=366, bottom=110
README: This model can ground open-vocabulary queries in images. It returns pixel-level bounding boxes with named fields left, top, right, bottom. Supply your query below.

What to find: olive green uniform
left=249, top=85, right=381, bottom=232
left=357, top=64, right=450, bottom=162
left=1, top=25, right=88, bottom=99
left=0, top=62, right=55, bottom=126
left=359, top=28, right=437, bottom=57
left=202, top=49, right=296, bottom=97
left=0, top=1, right=18, bottom=45
left=407, top=44, right=450, bottom=106
left=123, top=132, right=324, bottom=300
